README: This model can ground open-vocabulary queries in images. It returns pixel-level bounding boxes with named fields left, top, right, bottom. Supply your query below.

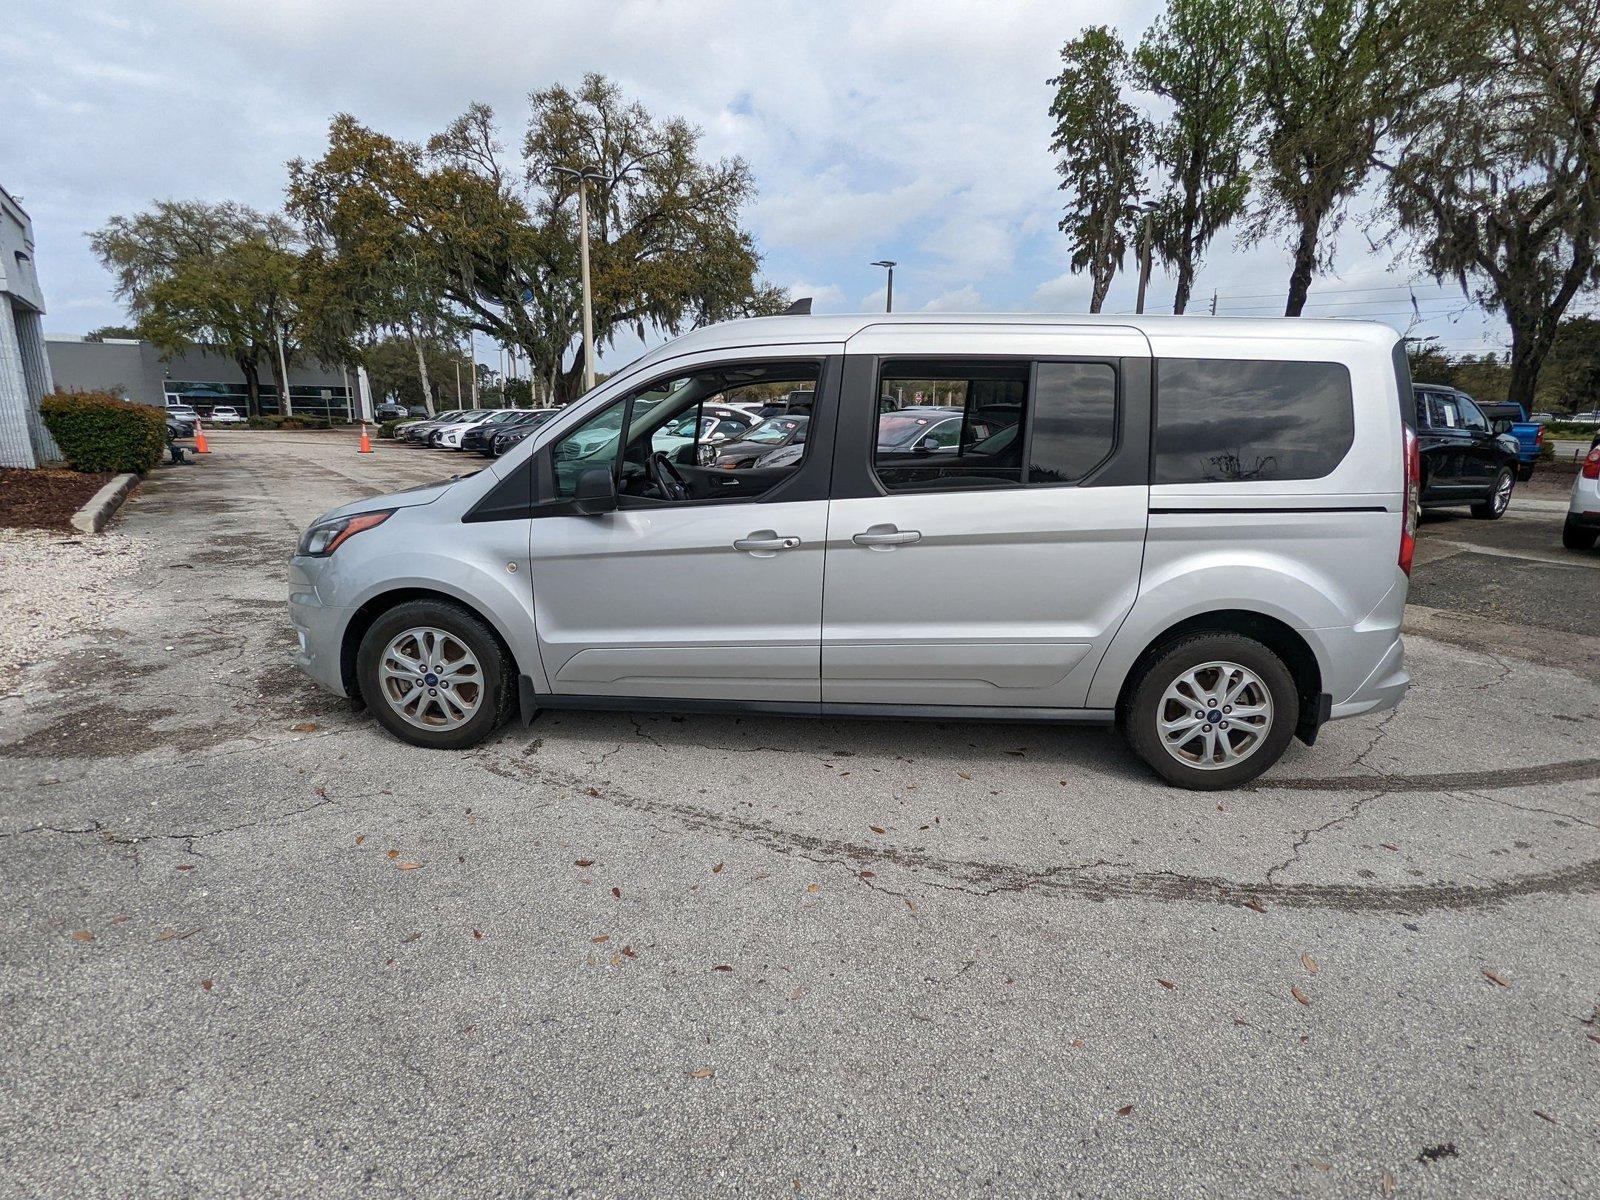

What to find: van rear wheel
left=357, top=599, right=514, bottom=750
left=1123, top=634, right=1299, bottom=790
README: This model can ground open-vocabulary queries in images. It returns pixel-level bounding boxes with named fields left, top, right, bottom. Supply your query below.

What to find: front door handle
left=852, top=525, right=922, bottom=548
left=733, top=531, right=801, bottom=557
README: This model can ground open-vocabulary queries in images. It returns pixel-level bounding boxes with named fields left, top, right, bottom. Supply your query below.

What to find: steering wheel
left=649, top=451, right=691, bottom=501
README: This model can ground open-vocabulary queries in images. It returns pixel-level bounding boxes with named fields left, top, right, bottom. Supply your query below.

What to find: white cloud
left=921, top=285, right=983, bottom=312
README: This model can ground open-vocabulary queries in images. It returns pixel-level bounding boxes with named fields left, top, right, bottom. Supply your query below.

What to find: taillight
left=1399, top=426, right=1420, bottom=576
left=1584, top=446, right=1600, bottom=480
left=1535, top=425, right=1544, bottom=446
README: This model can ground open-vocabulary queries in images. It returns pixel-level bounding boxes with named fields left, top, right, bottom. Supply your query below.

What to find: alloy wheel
left=377, top=627, right=484, bottom=731
left=1156, top=660, right=1274, bottom=771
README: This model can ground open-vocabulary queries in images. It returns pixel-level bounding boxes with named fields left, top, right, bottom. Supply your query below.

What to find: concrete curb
left=70, top=472, right=140, bottom=535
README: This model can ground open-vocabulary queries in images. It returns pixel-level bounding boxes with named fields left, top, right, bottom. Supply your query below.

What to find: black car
left=712, top=414, right=809, bottom=469
left=463, top=409, right=554, bottom=455
left=374, top=402, right=409, bottom=421
left=1413, top=384, right=1521, bottom=518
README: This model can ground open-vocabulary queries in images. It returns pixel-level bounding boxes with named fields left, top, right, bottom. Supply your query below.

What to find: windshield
left=878, top=414, right=948, bottom=447
left=744, top=416, right=803, bottom=445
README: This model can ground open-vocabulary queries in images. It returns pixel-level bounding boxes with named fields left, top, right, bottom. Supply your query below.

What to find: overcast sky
left=3, top=0, right=1510, bottom=374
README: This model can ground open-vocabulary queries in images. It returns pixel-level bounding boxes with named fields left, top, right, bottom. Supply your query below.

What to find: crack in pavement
left=479, top=753, right=1600, bottom=915
left=0, top=791, right=353, bottom=853
left=1265, top=790, right=1390, bottom=883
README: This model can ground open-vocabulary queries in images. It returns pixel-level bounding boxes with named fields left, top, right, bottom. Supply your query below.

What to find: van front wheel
left=357, top=599, right=513, bottom=749
left=1123, top=634, right=1299, bottom=790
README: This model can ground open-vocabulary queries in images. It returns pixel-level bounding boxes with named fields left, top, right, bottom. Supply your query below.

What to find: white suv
left=289, top=315, right=1416, bottom=789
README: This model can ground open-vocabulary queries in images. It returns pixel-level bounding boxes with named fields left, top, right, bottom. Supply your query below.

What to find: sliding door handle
left=852, top=526, right=922, bottom=548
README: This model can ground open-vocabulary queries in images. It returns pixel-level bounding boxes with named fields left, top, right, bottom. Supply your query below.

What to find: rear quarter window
left=1153, top=358, right=1355, bottom=484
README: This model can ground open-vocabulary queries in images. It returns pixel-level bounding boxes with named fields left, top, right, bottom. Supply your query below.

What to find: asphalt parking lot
left=3, top=429, right=1598, bottom=1198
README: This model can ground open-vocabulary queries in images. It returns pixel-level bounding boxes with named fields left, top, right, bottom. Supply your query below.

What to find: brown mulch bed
left=0, top=467, right=117, bottom=531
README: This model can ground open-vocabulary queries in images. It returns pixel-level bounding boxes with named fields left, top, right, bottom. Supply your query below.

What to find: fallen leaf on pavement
left=611, top=887, right=621, bottom=899
left=1243, top=897, right=1266, bottom=913
left=175, top=864, right=195, bottom=872
left=1533, top=1110, right=1559, bottom=1125
left=386, top=849, right=399, bottom=859
left=957, top=771, right=971, bottom=780
left=1291, top=986, right=1312, bottom=1006
left=71, top=930, right=95, bottom=942
left=1482, top=969, right=1510, bottom=987
left=1301, top=953, right=1319, bottom=976
left=592, top=934, right=610, bottom=944
left=574, top=859, right=594, bottom=868
left=290, top=722, right=318, bottom=733
left=689, top=1068, right=714, bottom=1079
left=395, top=861, right=422, bottom=871
left=870, top=826, right=886, bottom=834
left=200, top=979, right=213, bottom=991
left=1380, top=843, right=1400, bottom=852
left=1158, top=979, right=1176, bottom=990
left=1116, top=1104, right=1134, bottom=1117
left=903, top=897, right=916, bottom=913
left=111, top=915, right=128, bottom=925
left=156, top=927, right=202, bottom=942
left=355, top=835, right=365, bottom=845
left=1381, top=1171, right=1396, bottom=1195
left=399, top=933, right=421, bottom=944
left=859, top=870, right=875, bottom=879
left=1071, top=1039, right=1085, bottom=1048
left=622, top=945, right=636, bottom=958
left=806, top=883, right=820, bottom=894
left=472, top=929, right=483, bottom=940
left=586, top=787, right=600, bottom=797
left=712, top=863, right=724, bottom=873
left=712, top=964, right=733, bottom=972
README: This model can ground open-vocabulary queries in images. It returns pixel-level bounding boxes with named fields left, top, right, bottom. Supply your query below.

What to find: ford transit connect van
left=289, top=315, right=1416, bottom=789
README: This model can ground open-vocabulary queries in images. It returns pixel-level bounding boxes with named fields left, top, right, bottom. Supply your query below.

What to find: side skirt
left=517, top=677, right=1116, bottom=727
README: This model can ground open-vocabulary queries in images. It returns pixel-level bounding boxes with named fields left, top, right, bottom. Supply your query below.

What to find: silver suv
left=289, top=315, right=1416, bottom=789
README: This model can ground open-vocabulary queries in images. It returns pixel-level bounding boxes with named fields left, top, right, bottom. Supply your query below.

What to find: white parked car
left=1564, top=444, right=1600, bottom=550
left=208, top=406, right=245, bottom=424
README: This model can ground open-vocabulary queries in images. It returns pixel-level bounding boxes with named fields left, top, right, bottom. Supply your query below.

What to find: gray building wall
left=1, top=183, right=61, bottom=467
left=47, top=337, right=353, bottom=418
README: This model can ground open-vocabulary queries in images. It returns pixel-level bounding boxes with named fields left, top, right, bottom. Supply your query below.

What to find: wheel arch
left=1112, top=609, right=1326, bottom=745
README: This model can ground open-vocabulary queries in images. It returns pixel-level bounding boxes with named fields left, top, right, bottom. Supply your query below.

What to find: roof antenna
left=782, top=297, right=813, bottom=316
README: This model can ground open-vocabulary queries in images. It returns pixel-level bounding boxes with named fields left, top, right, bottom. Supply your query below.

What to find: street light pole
left=554, top=165, right=603, bottom=393
left=871, top=260, right=898, bottom=313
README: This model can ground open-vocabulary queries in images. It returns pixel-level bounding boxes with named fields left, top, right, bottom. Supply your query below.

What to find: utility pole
left=553, top=165, right=603, bottom=392
left=1209, top=290, right=1218, bottom=316
left=1135, top=206, right=1155, bottom=316
left=871, top=260, right=897, bottom=312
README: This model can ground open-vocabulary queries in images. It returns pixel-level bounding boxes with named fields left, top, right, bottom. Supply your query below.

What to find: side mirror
left=573, top=467, right=617, bottom=515
left=915, top=436, right=940, bottom=453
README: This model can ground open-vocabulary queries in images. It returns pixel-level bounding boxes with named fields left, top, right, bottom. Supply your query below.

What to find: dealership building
left=45, top=335, right=356, bottom=420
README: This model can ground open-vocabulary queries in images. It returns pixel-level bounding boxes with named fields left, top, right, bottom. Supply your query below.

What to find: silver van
left=289, top=315, right=1417, bottom=789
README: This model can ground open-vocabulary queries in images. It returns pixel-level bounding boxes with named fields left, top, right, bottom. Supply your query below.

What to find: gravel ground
left=2, top=430, right=1597, bottom=1199
left=0, top=526, right=147, bottom=669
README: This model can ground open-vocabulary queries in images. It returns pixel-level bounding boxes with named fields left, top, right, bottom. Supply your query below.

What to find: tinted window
left=873, top=360, right=1117, bottom=492
left=1029, top=363, right=1117, bottom=484
left=1154, top=359, right=1354, bottom=484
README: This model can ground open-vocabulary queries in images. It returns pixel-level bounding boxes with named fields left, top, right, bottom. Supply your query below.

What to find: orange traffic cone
left=358, top=424, right=374, bottom=454
left=193, top=421, right=210, bottom=454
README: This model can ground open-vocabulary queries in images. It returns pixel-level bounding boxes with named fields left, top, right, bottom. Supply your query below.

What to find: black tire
left=1564, top=516, right=1599, bottom=551
left=1471, top=467, right=1514, bottom=519
left=1122, top=633, right=1300, bottom=791
left=356, top=599, right=514, bottom=750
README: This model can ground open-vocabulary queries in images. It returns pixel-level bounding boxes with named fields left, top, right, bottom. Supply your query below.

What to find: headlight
left=297, top=510, right=392, bottom=557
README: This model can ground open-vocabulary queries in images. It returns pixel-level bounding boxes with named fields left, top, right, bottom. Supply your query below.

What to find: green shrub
left=40, top=391, right=166, bottom=473
left=377, top=420, right=400, bottom=439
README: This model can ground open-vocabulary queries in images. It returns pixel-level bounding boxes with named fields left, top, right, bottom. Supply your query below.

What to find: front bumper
left=288, top=560, right=351, bottom=697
